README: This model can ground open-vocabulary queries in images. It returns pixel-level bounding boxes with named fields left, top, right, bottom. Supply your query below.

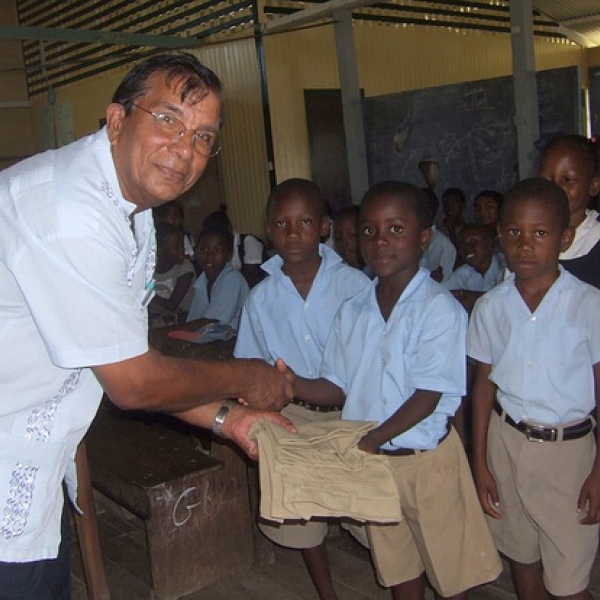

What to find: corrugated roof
left=533, top=0, right=600, bottom=47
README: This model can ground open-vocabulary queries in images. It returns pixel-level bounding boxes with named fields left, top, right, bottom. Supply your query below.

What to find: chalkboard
left=362, top=67, right=580, bottom=213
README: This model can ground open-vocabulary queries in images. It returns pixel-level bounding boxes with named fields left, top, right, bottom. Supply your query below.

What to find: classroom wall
left=264, top=23, right=584, bottom=184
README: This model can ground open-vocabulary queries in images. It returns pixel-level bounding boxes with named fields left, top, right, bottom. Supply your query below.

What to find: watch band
left=212, top=399, right=238, bottom=437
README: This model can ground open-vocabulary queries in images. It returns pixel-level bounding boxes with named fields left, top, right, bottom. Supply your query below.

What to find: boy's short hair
left=500, top=178, right=570, bottom=231
left=196, top=224, right=234, bottom=252
left=266, top=178, right=329, bottom=219
left=458, top=223, right=495, bottom=243
left=335, top=204, right=360, bottom=222
left=474, top=189, right=503, bottom=208
left=442, top=187, right=466, bottom=205
left=362, top=181, right=431, bottom=230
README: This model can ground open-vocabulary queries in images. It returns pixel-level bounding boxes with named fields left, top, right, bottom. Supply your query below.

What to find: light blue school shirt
left=419, top=226, right=457, bottom=280
left=321, top=268, right=467, bottom=451
left=441, top=254, right=503, bottom=292
left=187, top=262, right=249, bottom=330
left=468, top=267, right=600, bottom=425
left=234, top=244, right=370, bottom=378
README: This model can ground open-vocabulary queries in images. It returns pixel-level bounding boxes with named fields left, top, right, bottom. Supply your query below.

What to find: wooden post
left=73, top=442, right=111, bottom=600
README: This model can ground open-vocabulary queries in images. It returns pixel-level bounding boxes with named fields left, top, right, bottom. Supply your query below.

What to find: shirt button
left=530, top=315, right=537, bottom=322
left=304, top=334, right=311, bottom=341
left=527, top=360, right=533, bottom=367
left=382, top=358, right=387, bottom=366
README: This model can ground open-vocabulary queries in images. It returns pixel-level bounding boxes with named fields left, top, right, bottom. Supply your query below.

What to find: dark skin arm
left=149, top=271, right=194, bottom=313
left=93, top=349, right=294, bottom=413
left=358, top=389, right=441, bottom=454
left=470, top=360, right=501, bottom=519
left=294, top=376, right=346, bottom=408
left=577, top=361, right=600, bottom=524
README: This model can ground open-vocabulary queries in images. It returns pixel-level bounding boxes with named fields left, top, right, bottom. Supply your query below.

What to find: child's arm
left=577, top=361, right=600, bottom=525
left=294, top=376, right=345, bottom=408
left=470, top=360, right=501, bottom=519
left=357, top=389, right=441, bottom=454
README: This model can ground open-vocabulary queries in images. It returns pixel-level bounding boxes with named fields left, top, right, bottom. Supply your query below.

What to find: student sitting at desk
left=149, top=222, right=195, bottom=325
left=187, top=224, right=249, bottom=330
left=442, top=223, right=503, bottom=314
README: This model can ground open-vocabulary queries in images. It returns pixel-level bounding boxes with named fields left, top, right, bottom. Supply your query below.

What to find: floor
left=69, top=491, right=600, bottom=600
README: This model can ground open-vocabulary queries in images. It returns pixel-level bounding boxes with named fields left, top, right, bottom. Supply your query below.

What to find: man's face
left=106, top=71, right=221, bottom=211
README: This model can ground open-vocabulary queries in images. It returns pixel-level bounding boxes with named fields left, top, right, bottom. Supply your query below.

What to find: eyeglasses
left=132, top=103, right=221, bottom=158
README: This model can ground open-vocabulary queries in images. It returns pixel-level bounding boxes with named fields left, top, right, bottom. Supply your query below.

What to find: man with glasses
left=0, top=53, right=294, bottom=598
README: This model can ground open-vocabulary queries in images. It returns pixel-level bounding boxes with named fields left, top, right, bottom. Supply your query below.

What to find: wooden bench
left=84, top=334, right=259, bottom=600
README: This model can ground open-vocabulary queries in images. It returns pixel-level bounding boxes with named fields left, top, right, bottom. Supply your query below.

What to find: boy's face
left=359, top=192, right=431, bottom=281
left=442, top=193, right=464, bottom=218
left=474, top=196, right=499, bottom=226
left=267, top=192, right=329, bottom=266
left=196, top=232, right=232, bottom=280
left=458, top=228, right=494, bottom=275
left=334, top=213, right=362, bottom=268
left=498, top=197, right=573, bottom=285
left=539, top=144, right=600, bottom=222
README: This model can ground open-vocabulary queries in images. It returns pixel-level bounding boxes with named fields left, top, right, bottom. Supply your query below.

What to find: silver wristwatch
left=212, top=399, right=238, bottom=437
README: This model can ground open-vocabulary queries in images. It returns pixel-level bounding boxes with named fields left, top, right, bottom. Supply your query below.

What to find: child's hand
left=578, top=466, right=600, bottom=525
left=357, top=432, right=380, bottom=454
left=472, top=463, right=501, bottom=519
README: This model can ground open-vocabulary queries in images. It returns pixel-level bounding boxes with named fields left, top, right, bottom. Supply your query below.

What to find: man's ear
left=589, top=175, right=600, bottom=199
left=320, top=215, right=332, bottom=240
left=105, top=103, right=126, bottom=143
left=560, top=226, right=575, bottom=253
left=420, top=226, right=433, bottom=251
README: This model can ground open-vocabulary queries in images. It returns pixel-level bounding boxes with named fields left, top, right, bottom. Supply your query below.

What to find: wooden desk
left=84, top=328, right=257, bottom=600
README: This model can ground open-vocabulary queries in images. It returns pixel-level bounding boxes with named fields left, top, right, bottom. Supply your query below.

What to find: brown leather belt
left=493, top=400, right=594, bottom=442
left=291, top=397, right=341, bottom=413
left=378, top=423, right=450, bottom=456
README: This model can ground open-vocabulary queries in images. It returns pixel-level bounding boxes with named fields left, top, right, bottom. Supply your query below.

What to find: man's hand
left=238, top=358, right=294, bottom=411
left=222, top=404, right=296, bottom=460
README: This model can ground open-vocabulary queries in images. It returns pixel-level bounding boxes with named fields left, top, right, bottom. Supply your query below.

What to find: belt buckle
left=524, top=423, right=555, bottom=442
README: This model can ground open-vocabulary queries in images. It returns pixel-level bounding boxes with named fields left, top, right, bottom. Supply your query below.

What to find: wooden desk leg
left=74, top=442, right=111, bottom=600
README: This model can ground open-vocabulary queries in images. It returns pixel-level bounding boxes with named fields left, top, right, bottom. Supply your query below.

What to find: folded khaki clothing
left=250, top=419, right=402, bottom=524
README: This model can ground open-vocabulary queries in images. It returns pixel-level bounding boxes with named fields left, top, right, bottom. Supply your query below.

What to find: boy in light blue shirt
left=187, top=225, right=249, bottom=330
left=469, top=178, right=600, bottom=599
left=296, top=181, right=501, bottom=599
left=234, top=178, right=369, bottom=600
left=442, top=223, right=503, bottom=314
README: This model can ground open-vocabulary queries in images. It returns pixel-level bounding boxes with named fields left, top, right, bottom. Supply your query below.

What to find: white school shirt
left=0, top=127, right=154, bottom=561
left=187, top=262, right=249, bottom=330
left=467, top=268, right=600, bottom=425
left=419, top=226, right=457, bottom=280
left=321, top=269, right=467, bottom=451
left=234, top=244, right=370, bottom=378
left=441, top=254, right=503, bottom=292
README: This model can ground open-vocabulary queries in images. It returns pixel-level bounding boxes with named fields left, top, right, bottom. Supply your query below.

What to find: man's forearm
left=93, top=348, right=288, bottom=412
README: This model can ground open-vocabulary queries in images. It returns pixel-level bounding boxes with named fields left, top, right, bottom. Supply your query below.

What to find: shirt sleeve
left=202, top=271, right=249, bottom=329
left=12, top=225, right=148, bottom=369
left=233, top=292, right=272, bottom=362
left=467, top=298, right=493, bottom=364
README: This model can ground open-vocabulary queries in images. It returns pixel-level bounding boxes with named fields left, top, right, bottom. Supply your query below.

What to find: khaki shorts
left=258, top=403, right=340, bottom=549
left=487, top=412, right=599, bottom=596
left=367, top=427, right=501, bottom=596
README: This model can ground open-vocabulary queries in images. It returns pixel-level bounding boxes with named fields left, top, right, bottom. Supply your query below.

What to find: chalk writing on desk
left=169, top=477, right=239, bottom=527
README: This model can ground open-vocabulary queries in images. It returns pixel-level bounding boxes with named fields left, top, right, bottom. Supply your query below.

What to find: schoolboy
left=234, top=178, right=370, bottom=600
left=468, top=178, right=600, bottom=599
left=442, top=223, right=503, bottom=314
left=296, top=181, right=501, bottom=599
left=187, top=224, right=249, bottom=329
